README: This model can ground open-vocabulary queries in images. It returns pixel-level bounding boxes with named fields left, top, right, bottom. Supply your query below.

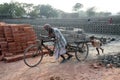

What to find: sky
left=0, top=0, right=120, bottom=14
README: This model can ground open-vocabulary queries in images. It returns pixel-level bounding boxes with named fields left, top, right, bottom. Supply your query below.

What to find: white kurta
left=53, top=28, right=67, bottom=59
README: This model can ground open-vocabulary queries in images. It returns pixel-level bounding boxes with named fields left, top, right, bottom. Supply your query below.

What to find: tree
left=86, top=7, right=96, bottom=17
left=28, top=5, right=41, bottom=18
left=0, top=2, right=26, bottom=18
left=96, top=12, right=112, bottom=17
left=39, top=5, right=58, bottom=18
left=11, top=2, right=26, bottom=17
left=20, top=3, right=34, bottom=15
left=73, top=3, right=83, bottom=12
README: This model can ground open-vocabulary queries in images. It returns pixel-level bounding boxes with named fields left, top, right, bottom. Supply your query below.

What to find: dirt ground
left=0, top=36, right=120, bottom=80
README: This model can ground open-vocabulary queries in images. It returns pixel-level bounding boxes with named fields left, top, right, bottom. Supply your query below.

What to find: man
left=90, top=36, right=104, bottom=55
left=43, top=24, right=73, bottom=63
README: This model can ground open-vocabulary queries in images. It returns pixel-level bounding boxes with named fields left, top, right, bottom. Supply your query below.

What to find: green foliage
left=96, top=12, right=112, bottom=17
left=0, top=2, right=59, bottom=18
left=0, top=2, right=112, bottom=19
left=0, top=2, right=26, bottom=18
left=73, top=3, right=83, bottom=12
left=86, top=7, right=96, bottom=17
left=39, top=5, right=58, bottom=18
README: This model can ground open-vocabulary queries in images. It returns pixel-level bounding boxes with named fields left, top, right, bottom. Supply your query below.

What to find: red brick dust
left=0, top=56, right=120, bottom=80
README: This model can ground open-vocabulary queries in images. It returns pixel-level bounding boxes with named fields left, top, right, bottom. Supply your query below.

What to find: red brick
left=0, top=41, right=7, bottom=48
left=0, top=38, right=6, bottom=41
left=4, top=52, right=13, bottom=57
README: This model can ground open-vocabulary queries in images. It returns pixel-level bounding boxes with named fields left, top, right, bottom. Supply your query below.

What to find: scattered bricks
left=98, top=53, right=120, bottom=68
left=90, top=63, right=101, bottom=69
left=106, top=64, right=113, bottom=68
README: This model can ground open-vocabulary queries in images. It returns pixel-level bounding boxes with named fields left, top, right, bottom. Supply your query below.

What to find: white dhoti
left=53, top=28, right=67, bottom=59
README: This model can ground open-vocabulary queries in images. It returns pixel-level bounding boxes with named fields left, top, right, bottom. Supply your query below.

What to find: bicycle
left=24, top=35, right=89, bottom=67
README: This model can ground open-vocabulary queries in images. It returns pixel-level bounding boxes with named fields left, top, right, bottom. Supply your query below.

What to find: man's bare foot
left=96, top=54, right=100, bottom=56
left=60, top=59, right=67, bottom=63
left=67, top=55, right=73, bottom=60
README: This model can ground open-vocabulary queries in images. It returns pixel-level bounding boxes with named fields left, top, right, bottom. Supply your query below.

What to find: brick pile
left=0, top=22, right=37, bottom=61
left=98, top=53, right=120, bottom=68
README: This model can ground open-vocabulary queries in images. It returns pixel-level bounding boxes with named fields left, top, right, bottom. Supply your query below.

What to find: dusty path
left=0, top=37, right=120, bottom=80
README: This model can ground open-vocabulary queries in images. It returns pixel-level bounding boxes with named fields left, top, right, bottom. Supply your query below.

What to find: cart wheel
left=24, top=44, right=43, bottom=67
left=75, top=43, right=89, bottom=61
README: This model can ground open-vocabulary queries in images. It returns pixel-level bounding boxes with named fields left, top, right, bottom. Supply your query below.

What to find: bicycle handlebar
left=39, top=34, right=56, bottom=43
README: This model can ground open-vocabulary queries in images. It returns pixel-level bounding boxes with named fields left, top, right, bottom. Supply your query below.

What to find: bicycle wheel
left=75, top=43, right=89, bottom=61
left=24, top=44, right=43, bottom=67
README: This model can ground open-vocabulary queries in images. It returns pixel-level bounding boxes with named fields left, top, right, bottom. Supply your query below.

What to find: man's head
left=43, top=24, right=52, bottom=31
left=90, top=36, right=95, bottom=40
left=43, top=24, right=54, bottom=37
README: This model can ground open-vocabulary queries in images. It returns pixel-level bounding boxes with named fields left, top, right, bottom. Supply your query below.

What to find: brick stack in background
left=0, top=22, right=37, bottom=62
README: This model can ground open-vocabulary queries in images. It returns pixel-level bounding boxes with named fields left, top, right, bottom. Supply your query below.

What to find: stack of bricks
left=24, top=26, right=37, bottom=46
left=0, top=22, right=6, bottom=60
left=0, top=22, right=37, bottom=61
